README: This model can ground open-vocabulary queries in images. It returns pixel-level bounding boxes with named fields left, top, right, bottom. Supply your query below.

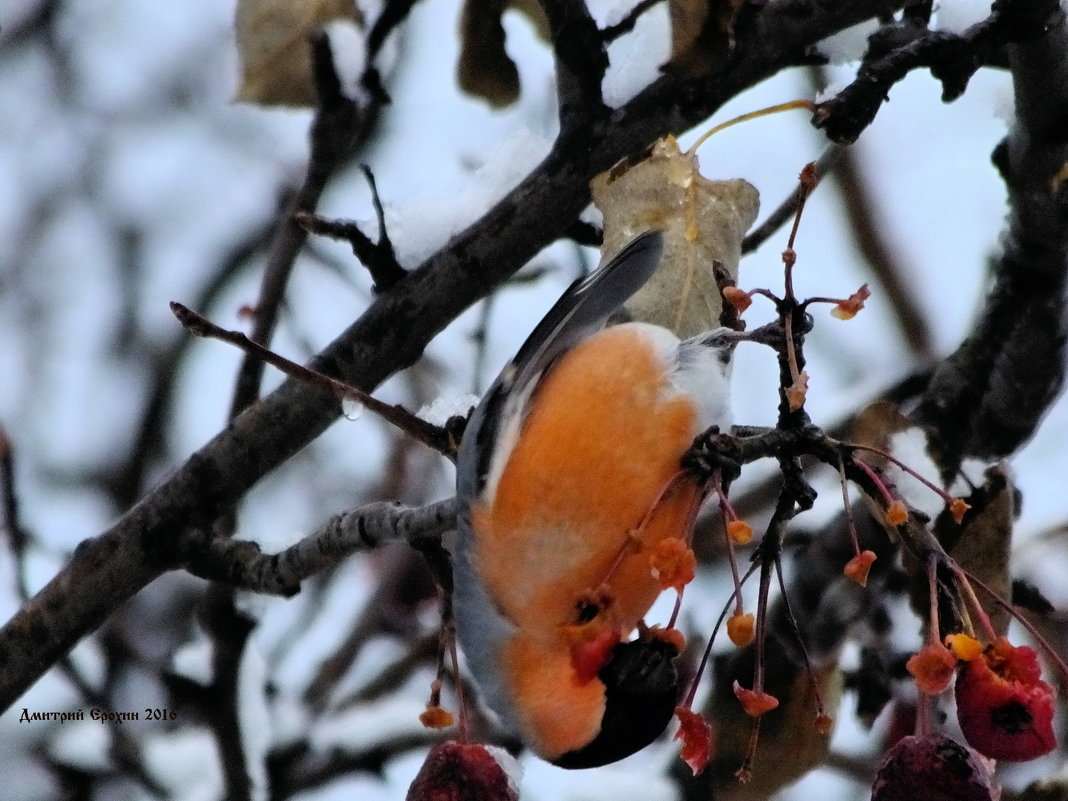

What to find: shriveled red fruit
left=406, top=741, right=519, bottom=801
left=871, top=733, right=996, bottom=801
left=955, top=638, right=1057, bottom=761
left=674, top=706, right=712, bottom=775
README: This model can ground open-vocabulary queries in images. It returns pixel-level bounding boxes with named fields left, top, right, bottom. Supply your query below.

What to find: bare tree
left=1, top=0, right=1066, bottom=799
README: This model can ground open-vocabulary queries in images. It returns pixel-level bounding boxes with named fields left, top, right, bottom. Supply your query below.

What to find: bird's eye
left=575, top=598, right=601, bottom=623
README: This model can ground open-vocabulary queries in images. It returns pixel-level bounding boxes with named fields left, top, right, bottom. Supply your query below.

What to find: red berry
left=871, top=734, right=996, bottom=801
left=406, top=741, right=519, bottom=801
left=955, top=638, right=1057, bottom=761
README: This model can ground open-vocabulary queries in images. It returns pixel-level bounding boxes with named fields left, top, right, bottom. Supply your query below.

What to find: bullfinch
left=454, top=230, right=735, bottom=768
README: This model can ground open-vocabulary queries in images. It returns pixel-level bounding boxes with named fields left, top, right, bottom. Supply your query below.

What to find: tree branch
left=915, top=0, right=1068, bottom=476
left=177, top=499, right=457, bottom=595
left=539, top=0, right=609, bottom=130
left=813, top=0, right=1059, bottom=144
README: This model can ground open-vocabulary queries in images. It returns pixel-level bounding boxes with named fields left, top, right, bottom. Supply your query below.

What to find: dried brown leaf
left=591, top=136, right=759, bottom=339
left=666, top=0, right=746, bottom=78
left=457, top=0, right=547, bottom=107
left=938, top=466, right=1014, bottom=634
left=850, top=401, right=912, bottom=457
left=458, top=0, right=519, bottom=107
left=235, top=0, right=361, bottom=107
left=704, top=655, right=840, bottom=801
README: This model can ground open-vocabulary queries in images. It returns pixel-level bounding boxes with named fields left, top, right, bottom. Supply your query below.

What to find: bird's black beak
left=551, top=637, right=682, bottom=769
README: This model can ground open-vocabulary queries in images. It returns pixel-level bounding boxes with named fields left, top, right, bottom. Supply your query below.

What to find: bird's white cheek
left=669, top=346, right=734, bottom=433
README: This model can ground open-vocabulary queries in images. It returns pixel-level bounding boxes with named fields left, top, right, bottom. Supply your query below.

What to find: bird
left=453, top=230, right=736, bottom=768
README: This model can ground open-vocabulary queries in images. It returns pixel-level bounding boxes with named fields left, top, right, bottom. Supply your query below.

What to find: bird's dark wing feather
left=457, top=230, right=664, bottom=502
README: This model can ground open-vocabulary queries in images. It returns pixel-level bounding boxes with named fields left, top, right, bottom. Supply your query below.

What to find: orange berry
left=885, top=501, right=908, bottom=526
left=843, top=550, right=877, bottom=586
left=649, top=538, right=697, bottom=591
left=906, top=643, right=957, bottom=696
left=946, top=633, right=983, bottom=662
left=726, top=612, right=755, bottom=646
left=722, top=286, right=752, bottom=313
left=726, top=520, right=753, bottom=545
left=419, top=705, right=456, bottom=729
left=733, top=681, right=779, bottom=717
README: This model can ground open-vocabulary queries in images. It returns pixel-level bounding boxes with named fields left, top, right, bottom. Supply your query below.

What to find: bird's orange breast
left=472, top=324, right=703, bottom=622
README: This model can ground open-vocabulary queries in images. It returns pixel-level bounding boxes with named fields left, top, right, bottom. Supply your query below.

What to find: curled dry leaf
left=591, top=136, right=759, bottom=339
left=666, top=0, right=747, bottom=77
left=458, top=0, right=547, bottom=107
left=939, top=466, right=1014, bottom=634
left=850, top=401, right=912, bottom=458
left=235, top=0, right=361, bottom=107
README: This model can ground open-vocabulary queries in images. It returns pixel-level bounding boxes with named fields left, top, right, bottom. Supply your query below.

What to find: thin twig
left=741, top=145, right=841, bottom=255
left=808, top=70, right=934, bottom=359
left=171, top=302, right=459, bottom=459
left=296, top=166, right=406, bottom=292
left=602, top=0, right=664, bottom=41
